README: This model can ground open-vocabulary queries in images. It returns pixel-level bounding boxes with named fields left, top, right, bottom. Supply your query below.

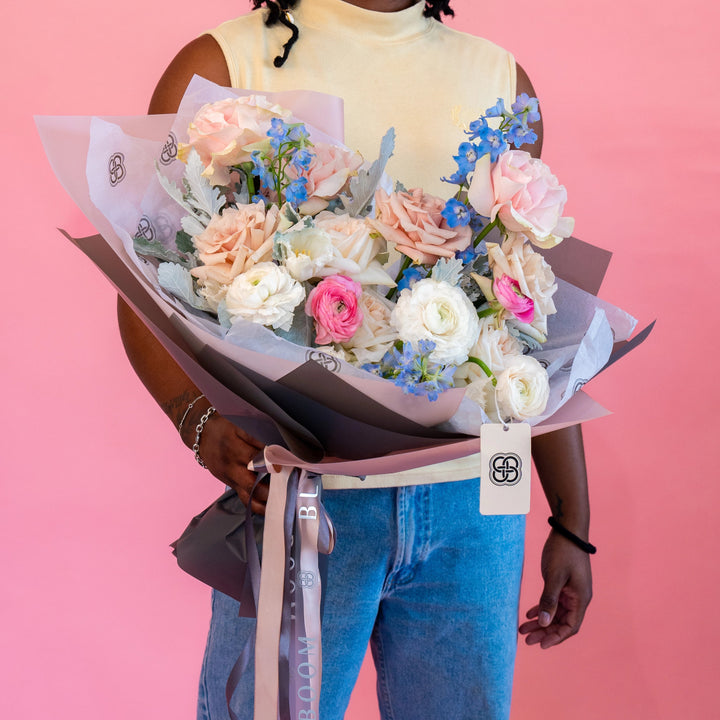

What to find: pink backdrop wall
left=2, top=0, right=717, bottom=717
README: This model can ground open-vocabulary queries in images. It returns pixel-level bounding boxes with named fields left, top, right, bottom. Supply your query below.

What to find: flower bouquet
left=37, top=76, right=651, bottom=720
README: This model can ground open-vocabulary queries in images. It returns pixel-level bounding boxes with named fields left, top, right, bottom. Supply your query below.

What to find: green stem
left=474, top=217, right=499, bottom=247
left=386, top=255, right=413, bottom=300
left=467, top=356, right=497, bottom=386
left=477, top=305, right=498, bottom=319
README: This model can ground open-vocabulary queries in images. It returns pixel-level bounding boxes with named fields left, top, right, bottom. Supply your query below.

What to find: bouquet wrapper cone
left=37, top=87, right=654, bottom=719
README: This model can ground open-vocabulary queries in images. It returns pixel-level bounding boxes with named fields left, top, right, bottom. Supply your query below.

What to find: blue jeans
left=197, top=478, right=525, bottom=720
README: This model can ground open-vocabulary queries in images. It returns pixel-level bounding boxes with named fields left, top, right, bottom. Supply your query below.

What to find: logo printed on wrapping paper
left=108, top=152, right=126, bottom=186
left=154, top=212, right=175, bottom=243
left=297, top=571, right=316, bottom=588
left=489, top=452, right=522, bottom=486
left=135, top=216, right=156, bottom=242
left=537, top=358, right=550, bottom=369
left=572, top=378, right=588, bottom=394
left=305, top=350, right=340, bottom=373
left=159, top=132, right=178, bottom=165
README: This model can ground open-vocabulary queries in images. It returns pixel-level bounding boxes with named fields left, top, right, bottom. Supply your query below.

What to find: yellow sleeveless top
left=207, top=0, right=516, bottom=198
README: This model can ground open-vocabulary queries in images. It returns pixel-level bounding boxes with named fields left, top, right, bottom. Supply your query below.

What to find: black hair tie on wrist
left=548, top=516, right=597, bottom=554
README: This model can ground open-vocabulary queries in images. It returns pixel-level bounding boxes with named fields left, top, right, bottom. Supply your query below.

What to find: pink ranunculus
left=368, top=188, right=472, bottom=265
left=179, top=96, right=292, bottom=185
left=305, top=275, right=364, bottom=345
left=493, top=274, right=535, bottom=323
left=287, top=143, right=363, bottom=214
left=467, top=150, right=574, bottom=249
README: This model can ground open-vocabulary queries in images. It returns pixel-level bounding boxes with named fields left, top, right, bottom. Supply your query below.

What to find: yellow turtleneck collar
left=295, top=0, right=432, bottom=43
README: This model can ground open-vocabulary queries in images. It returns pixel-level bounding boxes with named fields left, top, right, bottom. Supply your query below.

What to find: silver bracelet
left=193, top=406, right=216, bottom=469
left=177, top=393, right=205, bottom=436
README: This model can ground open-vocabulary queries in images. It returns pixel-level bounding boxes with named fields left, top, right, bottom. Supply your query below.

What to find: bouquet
left=36, top=77, right=650, bottom=720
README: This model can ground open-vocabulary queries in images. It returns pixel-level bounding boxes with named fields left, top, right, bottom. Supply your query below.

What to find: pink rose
left=467, top=150, right=574, bottom=248
left=368, top=188, right=472, bottom=265
left=493, top=274, right=534, bottom=323
left=180, top=96, right=292, bottom=185
left=286, top=143, right=363, bottom=214
left=190, top=202, right=280, bottom=287
left=305, top=275, right=364, bottom=344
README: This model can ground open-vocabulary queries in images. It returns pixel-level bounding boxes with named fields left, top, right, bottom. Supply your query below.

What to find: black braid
left=423, top=0, right=454, bottom=21
left=251, top=1, right=454, bottom=67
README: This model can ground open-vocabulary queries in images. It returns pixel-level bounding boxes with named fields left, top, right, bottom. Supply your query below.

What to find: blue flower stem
left=386, top=255, right=413, bottom=300
left=473, top=217, right=499, bottom=247
left=467, top=356, right=497, bottom=386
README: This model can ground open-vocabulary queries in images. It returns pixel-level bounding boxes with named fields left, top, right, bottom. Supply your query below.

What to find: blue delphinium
left=443, top=95, right=542, bottom=190
left=505, top=121, right=538, bottom=149
left=511, top=93, right=541, bottom=123
left=285, top=177, right=309, bottom=207
left=291, top=148, right=314, bottom=171
left=363, top=340, right=455, bottom=402
left=267, top=117, right=289, bottom=150
left=442, top=197, right=472, bottom=228
left=397, top=265, right=428, bottom=293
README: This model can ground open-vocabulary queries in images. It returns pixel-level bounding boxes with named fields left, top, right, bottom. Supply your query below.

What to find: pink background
left=2, top=0, right=717, bottom=717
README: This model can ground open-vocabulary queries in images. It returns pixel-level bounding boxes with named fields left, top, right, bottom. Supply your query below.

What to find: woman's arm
left=117, top=36, right=269, bottom=513
left=514, top=64, right=593, bottom=648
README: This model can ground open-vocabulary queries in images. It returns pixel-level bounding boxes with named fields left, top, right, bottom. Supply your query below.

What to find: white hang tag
left=480, top=422, right=531, bottom=515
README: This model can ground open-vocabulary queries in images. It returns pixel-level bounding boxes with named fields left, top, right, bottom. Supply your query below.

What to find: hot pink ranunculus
left=493, top=274, right=535, bottom=323
left=305, top=275, right=364, bottom=345
left=180, top=96, right=292, bottom=185
left=467, top=150, right=574, bottom=249
left=368, top=188, right=472, bottom=265
left=286, top=142, right=363, bottom=214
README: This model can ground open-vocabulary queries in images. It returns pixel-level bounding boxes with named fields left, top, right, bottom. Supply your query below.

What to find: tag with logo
left=480, top=422, right=531, bottom=515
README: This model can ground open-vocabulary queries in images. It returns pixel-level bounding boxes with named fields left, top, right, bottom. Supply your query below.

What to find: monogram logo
left=537, top=358, right=549, bottom=369
left=297, top=571, right=316, bottom=589
left=489, top=453, right=522, bottom=486
left=159, top=132, right=178, bottom=166
left=135, top=216, right=156, bottom=242
left=108, top=152, right=126, bottom=186
left=572, top=378, right=588, bottom=394
left=306, top=350, right=340, bottom=373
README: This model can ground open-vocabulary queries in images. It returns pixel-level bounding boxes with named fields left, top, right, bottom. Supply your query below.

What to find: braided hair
left=251, top=0, right=454, bottom=67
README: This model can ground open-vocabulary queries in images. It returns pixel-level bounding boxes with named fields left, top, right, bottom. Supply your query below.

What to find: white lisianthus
left=276, top=213, right=393, bottom=285
left=391, top=278, right=480, bottom=366
left=487, top=234, right=557, bottom=336
left=224, top=262, right=305, bottom=331
left=495, top=354, right=550, bottom=420
left=341, top=289, right=399, bottom=365
left=275, top=225, right=338, bottom=282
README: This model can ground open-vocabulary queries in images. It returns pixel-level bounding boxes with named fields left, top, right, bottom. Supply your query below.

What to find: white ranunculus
left=495, top=354, right=550, bottom=420
left=224, top=262, right=305, bottom=331
left=341, top=290, right=399, bottom=365
left=487, top=234, right=557, bottom=336
left=391, top=278, right=480, bottom=366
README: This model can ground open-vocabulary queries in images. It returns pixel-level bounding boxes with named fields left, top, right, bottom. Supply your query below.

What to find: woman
left=118, top=1, right=593, bottom=718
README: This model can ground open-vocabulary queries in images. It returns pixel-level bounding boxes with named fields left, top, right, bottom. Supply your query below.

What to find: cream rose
left=341, top=290, right=399, bottom=365
left=495, top=355, right=550, bottom=420
left=391, top=278, right=480, bottom=366
left=190, top=202, right=279, bottom=291
left=468, top=150, right=574, bottom=249
left=368, top=188, right=472, bottom=265
left=487, top=234, right=557, bottom=337
left=224, top=262, right=305, bottom=331
left=179, top=96, right=292, bottom=185
left=276, top=213, right=393, bottom=285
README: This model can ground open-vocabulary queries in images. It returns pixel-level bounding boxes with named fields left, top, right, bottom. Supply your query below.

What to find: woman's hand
left=518, top=530, right=593, bottom=648
left=181, top=403, right=269, bottom=515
